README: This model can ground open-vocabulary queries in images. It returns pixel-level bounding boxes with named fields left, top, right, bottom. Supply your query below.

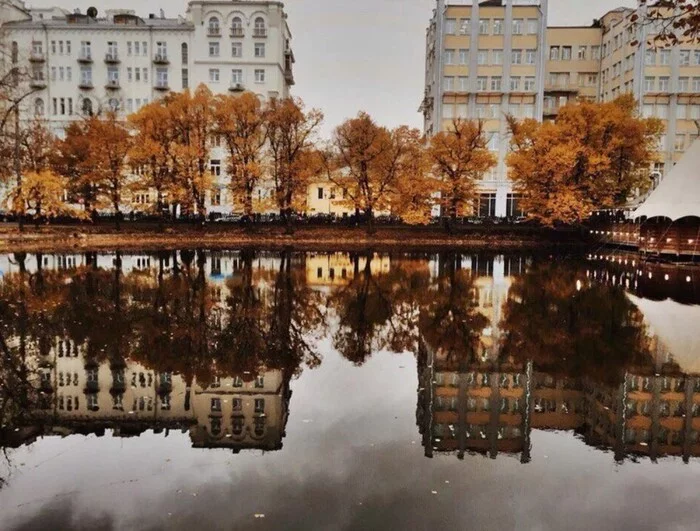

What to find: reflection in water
left=0, top=250, right=699, bottom=476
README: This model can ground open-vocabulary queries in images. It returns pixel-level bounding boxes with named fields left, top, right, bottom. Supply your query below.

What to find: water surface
left=0, top=250, right=699, bottom=530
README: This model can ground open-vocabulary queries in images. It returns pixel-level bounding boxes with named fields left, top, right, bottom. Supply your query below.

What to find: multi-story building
left=422, top=0, right=700, bottom=216
left=0, top=0, right=295, bottom=216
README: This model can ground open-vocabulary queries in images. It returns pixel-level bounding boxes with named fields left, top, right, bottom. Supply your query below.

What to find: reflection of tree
left=266, top=251, right=325, bottom=374
left=500, top=260, right=653, bottom=385
left=419, top=252, right=490, bottom=368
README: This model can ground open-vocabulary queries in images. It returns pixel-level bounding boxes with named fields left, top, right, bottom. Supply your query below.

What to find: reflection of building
left=306, top=253, right=391, bottom=287
left=417, top=343, right=700, bottom=462
left=9, top=342, right=291, bottom=453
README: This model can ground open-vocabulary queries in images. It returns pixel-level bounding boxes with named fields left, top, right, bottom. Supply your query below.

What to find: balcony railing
left=104, top=53, right=120, bottom=64
left=153, top=54, right=169, bottom=64
left=208, top=27, right=221, bottom=37
left=30, top=77, right=47, bottom=88
left=78, top=52, right=93, bottom=63
left=154, top=81, right=169, bottom=91
left=229, top=82, right=244, bottom=92
left=105, top=79, right=120, bottom=89
left=29, top=51, right=45, bottom=62
left=230, top=28, right=244, bottom=37
left=252, top=28, right=268, bottom=38
left=544, top=83, right=580, bottom=93
left=78, top=80, right=94, bottom=90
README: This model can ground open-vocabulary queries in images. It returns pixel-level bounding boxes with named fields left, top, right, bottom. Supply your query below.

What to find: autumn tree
left=82, top=113, right=133, bottom=229
left=426, top=119, right=496, bottom=229
left=212, top=92, right=267, bottom=221
left=507, top=96, right=663, bottom=226
left=129, top=100, right=179, bottom=227
left=8, top=169, right=84, bottom=225
left=326, top=113, right=423, bottom=233
left=53, top=121, right=95, bottom=213
left=167, top=85, right=215, bottom=222
left=266, top=97, right=323, bottom=231
left=635, top=0, right=700, bottom=45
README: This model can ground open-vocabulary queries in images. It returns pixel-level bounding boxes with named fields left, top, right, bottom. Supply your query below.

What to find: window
left=577, top=46, right=587, bottom=60
left=443, top=76, right=454, bottom=91
left=660, top=49, right=671, bottom=65
left=66, top=66, right=72, bottom=81
left=82, top=98, right=93, bottom=116
left=211, top=398, right=222, bottom=412
left=477, top=49, right=488, bottom=65
left=479, top=19, right=489, bottom=35
left=156, top=67, right=168, bottom=88
left=254, top=398, right=265, bottom=413
left=209, top=68, right=220, bottom=83
left=181, top=43, right=188, bottom=63
left=694, top=77, right=700, bottom=91
left=208, top=16, right=220, bottom=35
left=52, top=98, right=57, bottom=116
left=108, top=98, right=120, bottom=112
left=524, top=77, right=536, bottom=91
left=679, top=77, right=689, bottom=92
left=254, top=42, right=267, bottom=58
left=642, top=104, right=654, bottom=118
left=255, top=376, right=264, bottom=388
left=143, top=41, right=148, bottom=56
left=680, top=49, right=691, bottom=66
left=445, top=18, right=456, bottom=35
left=676, top=104, right=688, bottom=119
left=182, top=68, right=189, bottom=89
left=644, top=76, right=655, bottom=92
left=561, top=46, right=572, bottom=61
left=512, top=19, right=523, bottom=35
left=231, top=16, right=244, bottom=37
left=34, top=98, right=44, bottom=116
left=127, top=67, right=133, bottom=82
left=445, top=49, right=455, bottom=65
left=490, top=77, right=502, bottom=91
left=232, top=69, right=243, bottom=84
left=458, top=76, right=468, bottom=91
left=493, top=19, right=504, bottom=35
left=209, top=42, right=220, bottom=57
left=527, top=19, right=538, bottom=34
left=591, top=45, right=600, bottom=60
left=210, top=159, right=221, bottom=176
left=135, top=41, right=140, bottom=55
left=506, top=194, right=524, bottom=217
left=525, top=49, right=536, bottom=65
left=254, top=16, right=267, bottom=37
left=645, top=50, right=656, bottom=65
left=659, top=76, right=670, bottom=92
left=80, top=65, right=92, bottom=85
left=477, top=77, right=487, bottom=91
left=51, top=67, right=56, bottom=81
left=255, top=69, right=265, bottom=83
left=459, top=49, right=468, bottom=65
left=232, top=42, right=242, bottom=57
left=492, top=50, right=503, bottom=65
left=211, top=189, right=222, bottom=206
left=478, top=193, right=497, bottom=217
left=107, top=66, right=119, bottom=84
left=80, top=41, right=91, bottom=59
left=510, top=76, right=521, bottom=91
left=550, top=46, right=560, bottom=61
left=127, top=41, right=132, bottom=56
left=656, top=104, right=669, bottom=118
left=156, top=42, right=167, bottom=59
left=511, top=49, right=522, bottom=65
left=107, top=41, right=117, bottom=60
left=11, top=41, right=18, bottom=64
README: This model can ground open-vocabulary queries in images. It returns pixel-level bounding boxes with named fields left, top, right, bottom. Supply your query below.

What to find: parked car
left=214, top=213, right=245, bottom=223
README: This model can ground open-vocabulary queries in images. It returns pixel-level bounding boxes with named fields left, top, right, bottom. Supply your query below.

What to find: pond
left=0, top=250, right=699, bottom=530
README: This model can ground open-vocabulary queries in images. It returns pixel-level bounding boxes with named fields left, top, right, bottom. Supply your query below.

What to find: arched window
left=254, top=17, right=266, bottom=37
left=82, top=98, right=93, bottom=116
left=208, top=16, right=220, bottom=35
left=34, top=97, right=45, bottom=116
left=11, top=41, right=18, bottom=64
left=231, top=16, right=243, bottom=37
left=181, top=42, right=188, bottom=64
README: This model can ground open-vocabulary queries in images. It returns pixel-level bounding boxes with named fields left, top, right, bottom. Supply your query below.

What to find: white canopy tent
left=627, top=294, right=700, bottom=374
left=633, top=138, right=700, bottom=221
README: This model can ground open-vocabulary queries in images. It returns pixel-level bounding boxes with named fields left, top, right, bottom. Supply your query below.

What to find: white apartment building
left=0, top=0, right=295, bottom=215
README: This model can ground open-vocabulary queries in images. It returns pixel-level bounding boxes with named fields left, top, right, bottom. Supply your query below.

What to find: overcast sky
left=26, top=0, right=637, bottom=137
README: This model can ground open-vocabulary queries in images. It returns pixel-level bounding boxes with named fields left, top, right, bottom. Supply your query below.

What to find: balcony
left=544, top=83, right=580, bottom=93
left=105, top=79, right=120, bottom=90
left=78, top=80, right=94, bottom=90
left=154, top=82, right=169, bottom=91
left=284, top=68, right=295, bottom=86
left=78, top=52, right=93, bottom=63
left=229, top=82, right=245, bottom=92
left=252, top=28, right=268, bottom=38
left=29, top=51, right=45, bottom=63
left=153, top=54, right=169, bottom=65
left=230, top=28, right=244, bottom=38
left=207, top=27, right=221, bottom=37
left=104, top=53, right=120, bottom=64
left=30, top=77, right=47, bottom=89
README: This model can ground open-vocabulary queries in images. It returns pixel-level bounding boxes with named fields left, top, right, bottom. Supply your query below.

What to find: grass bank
left=0, top=223, right=587, bottom=254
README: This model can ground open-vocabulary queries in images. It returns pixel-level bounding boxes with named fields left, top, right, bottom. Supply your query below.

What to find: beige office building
left=422, top=1, right=700, bottom=216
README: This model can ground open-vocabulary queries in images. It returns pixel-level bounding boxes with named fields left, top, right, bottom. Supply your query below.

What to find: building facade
left=422, top=0, right=700, bottom=217
left=0, top=0, right=295, bottom=215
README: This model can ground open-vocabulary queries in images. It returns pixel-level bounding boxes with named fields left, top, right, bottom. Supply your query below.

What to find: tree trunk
left=366, top=207, right=376, bottom=235
left=14, top=106, right=24, bottom=233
